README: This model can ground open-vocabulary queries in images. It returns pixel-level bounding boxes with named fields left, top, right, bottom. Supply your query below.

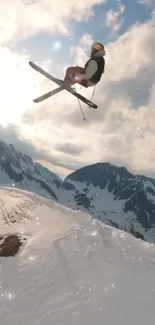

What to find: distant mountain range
left=0, top=138, right=155, bottom=243
left=0, top=139, right=60, bottom=200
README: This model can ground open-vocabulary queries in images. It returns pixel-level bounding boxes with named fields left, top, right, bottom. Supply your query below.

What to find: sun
left=52, top=40, right=62, bottom=51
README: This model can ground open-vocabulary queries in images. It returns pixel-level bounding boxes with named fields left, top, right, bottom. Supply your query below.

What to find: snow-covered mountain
left=64, top=163, right=155, bottom=243
left=0, top=139, right=61, bottom=200
left=1, top=138, right=155, bottom=243
left=0, top=187, right=155, bottom=325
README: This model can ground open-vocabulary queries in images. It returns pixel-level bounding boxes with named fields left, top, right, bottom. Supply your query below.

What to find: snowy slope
left=0, top=187, right=155, bottom=325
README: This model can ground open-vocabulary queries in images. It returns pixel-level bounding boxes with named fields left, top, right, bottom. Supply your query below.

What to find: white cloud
left=138, top=0, right=154, bottom=7
left=19, top=13, right=155, bottom=177
left=70, top=33, right=94, bottom=65
left=1, top=2, right=155, bottom=178
left=0, top=46, right=56, bottom=127
left=0, top=0, right=107, bottom=131
left=0, top=0, right=107, bottom=46
left=104, top=17, right=155, bottom=82
left=105, top=3, right=125, bottom=32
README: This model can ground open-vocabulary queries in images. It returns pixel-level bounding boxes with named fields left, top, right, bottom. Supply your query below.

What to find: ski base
left=33, top=87, right=63, bottom=103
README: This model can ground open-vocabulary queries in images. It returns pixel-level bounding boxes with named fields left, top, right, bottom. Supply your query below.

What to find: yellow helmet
left=91, top=42, right=105, bottom=57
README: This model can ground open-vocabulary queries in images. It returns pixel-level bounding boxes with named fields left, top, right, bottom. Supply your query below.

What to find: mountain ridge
left=0, top=139, right=60, bottom=200
left=0, top=138, right=155, bottom=243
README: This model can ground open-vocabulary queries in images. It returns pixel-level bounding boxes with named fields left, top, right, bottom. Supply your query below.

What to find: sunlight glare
left=52, top=40, right=61, bottom=51
left=0, top=47, right=37, bottom=127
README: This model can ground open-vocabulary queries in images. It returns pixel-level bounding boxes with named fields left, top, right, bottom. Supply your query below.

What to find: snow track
left=0, top=187, right=155, bottom=325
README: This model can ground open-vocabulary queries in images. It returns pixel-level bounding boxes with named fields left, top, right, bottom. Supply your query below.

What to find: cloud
left=55, top=143, right=84, bottom=155
left=0, top=0, right=107, bottom=46
left=105, top=3, right=125, bottom=32
left=36, top=160, right=72, bottom=177
left=70, top=33, right=94, bottom=65
left=30, top=13, right=155, bottom=177
left=0, top=124, right=81, bottom=173
left=104, top=19, right=155, bottom=82
left=0, top=47, right=36, bottom=127
left=137, top=0, right=155, bottom=7
left=1, top=2, right=155, bottom=179
left=0, top=46, right=59, bottom=129
left=0, top=123, right=46, bottom=160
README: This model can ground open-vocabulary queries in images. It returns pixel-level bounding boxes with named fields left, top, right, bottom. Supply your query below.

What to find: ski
left=29, top=61, right=97, bottom=109
left=33, top=87, right=63, bottom=103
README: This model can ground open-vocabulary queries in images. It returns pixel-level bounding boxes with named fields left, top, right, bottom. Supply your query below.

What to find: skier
left=63, top=42, right=105, bottom=89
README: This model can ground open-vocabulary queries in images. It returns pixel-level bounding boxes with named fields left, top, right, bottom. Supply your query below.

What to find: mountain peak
left=0, top=138, right=59, bottom=200
left=1, top=138, right=155, bottom=244
left=65, top=161, right=133, bottom=186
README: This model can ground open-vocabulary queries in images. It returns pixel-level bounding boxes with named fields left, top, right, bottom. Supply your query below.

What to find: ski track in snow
left=0, top=187, right=155, bottom=324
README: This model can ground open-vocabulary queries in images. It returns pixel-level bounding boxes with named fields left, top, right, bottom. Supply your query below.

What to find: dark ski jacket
left=84, top=56, right=105, bottom=84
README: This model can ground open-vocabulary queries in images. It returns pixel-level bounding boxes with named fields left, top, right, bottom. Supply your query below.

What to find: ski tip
left=29, top=61, right=34, bottom=68
left=86, top=100, right=97, bottom=109
left=89, top=104, right=97, bottom=109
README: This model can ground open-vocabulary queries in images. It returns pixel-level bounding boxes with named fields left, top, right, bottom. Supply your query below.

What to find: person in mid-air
left=63, top=42, right=105, bottom=89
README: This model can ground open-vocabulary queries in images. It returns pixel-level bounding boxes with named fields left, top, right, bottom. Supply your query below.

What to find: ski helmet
left=91, top=42, right=105, bottom=57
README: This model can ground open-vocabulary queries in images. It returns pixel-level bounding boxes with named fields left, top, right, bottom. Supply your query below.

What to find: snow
left=59, top=179, right=155, bottom=243
left=0, top=187, right=155, bottom=325
left=0, top=167, right=13, bottom=185
left=0, top=159, right=59, bottom=200
left=1, top=140, right=155, bottom=245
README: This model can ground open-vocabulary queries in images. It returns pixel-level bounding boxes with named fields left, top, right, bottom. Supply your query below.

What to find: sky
left=0, top=0, right=155, bottom=178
